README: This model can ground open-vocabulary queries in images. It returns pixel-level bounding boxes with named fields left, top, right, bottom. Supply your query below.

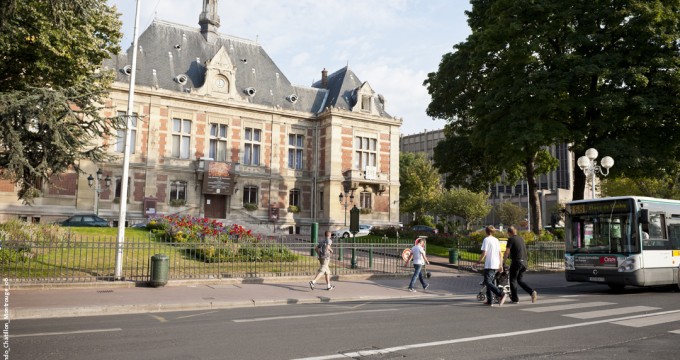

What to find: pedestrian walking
left=404, top=238, right=430, bottom=292
left=476, top=225, right=508, bottom=306
left=309, top=230, right=335, bottom=291
left=503, top=226, right=537, bottom=303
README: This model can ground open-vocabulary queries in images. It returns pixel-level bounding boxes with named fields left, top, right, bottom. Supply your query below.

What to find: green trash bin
left=150, top=254, right=169, bottom=287
left=448, top=249, right=459, bottom=264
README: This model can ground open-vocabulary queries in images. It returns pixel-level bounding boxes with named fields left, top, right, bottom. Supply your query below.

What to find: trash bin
left=448, top=249, right=459, bottom=264
left=149, top=254, right=169, bottom=287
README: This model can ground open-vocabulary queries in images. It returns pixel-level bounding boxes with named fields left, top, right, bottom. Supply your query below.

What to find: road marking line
left=564, top=306, right=660, bottom=319
left=513, top=298, right=576, bottom=305
left=176, top=311, right=219, bottom=319
left=11, top=328, right=122, bottom=338
left=233, top=309, right=398, bottom=323
left=522, top=301, right=615, bottom=313
left=669, top=330, right=680, bottom=335
left=149, top=315, right=167, bottom=323
left=612, top=312, right=680, bottom=328
left=290, top=310, right=680, bottom=360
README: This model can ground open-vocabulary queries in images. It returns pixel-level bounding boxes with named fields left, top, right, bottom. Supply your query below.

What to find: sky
left=107, top=0, right=473, bottom=135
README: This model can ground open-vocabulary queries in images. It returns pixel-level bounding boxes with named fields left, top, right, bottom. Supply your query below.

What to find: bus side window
left=669, top=224, right=680, bottom=250
left=648, top=213, right=666, bottom=239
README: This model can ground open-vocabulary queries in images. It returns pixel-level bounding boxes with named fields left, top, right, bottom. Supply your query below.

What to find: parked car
left=60, top=214, right=110, bottom=227
left=332, top=224, right=373, bottom=239
left=409, top=225, right=438, bottom=235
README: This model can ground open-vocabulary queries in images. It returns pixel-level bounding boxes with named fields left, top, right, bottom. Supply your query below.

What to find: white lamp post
left=577, top=148, right=614, bottom=199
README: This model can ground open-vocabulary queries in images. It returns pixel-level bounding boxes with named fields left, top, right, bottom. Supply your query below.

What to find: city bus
left=564, top=196, right=680, bottom=290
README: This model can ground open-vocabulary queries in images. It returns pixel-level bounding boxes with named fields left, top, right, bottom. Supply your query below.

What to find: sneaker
left=309, top=281, right=315, bottom=290
left=327, top=285, right=335, bottom=291
left=408, top=288, right=416, bottom=292
left=499, top=294, right=508, bottom=307
left=531, top=290, right=538, bottom=303
left=424, top=284, right=429, bottom=290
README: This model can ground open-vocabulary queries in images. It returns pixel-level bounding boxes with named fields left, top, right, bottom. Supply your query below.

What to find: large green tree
left=437, top=188, right=491, bottom=229
left=399, top=152, right=442, bottom=223
left=0, top=0, right=122, bottom=202
left=425, top=0, right=679, bottom=232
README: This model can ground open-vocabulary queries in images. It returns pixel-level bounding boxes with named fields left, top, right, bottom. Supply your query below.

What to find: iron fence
left=1, top=234, right=413, bottom=284
left=444, top=237, right=566, bottom=271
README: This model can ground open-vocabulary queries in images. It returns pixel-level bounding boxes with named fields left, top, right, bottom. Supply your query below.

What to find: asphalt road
left=8, top=284, right=680, bottom=360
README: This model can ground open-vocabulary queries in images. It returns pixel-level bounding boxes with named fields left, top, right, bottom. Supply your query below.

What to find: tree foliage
left=602, top=176, right=680, bottom=200
left=425, top=0, right=679, bottom=232
left=437, top=188, right=491, bottom=229
left=494, top=201, right=526, bottom=228
left=0, top=0, right=122, bottom=202
left=399, top=152, right=442, bottom=221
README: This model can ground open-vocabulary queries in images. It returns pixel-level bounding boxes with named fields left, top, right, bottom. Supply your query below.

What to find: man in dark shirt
left=503, top=226, right=537, bottom=304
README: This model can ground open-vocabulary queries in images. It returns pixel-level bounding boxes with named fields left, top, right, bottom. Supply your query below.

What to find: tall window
left=116, top=111, right=136, bottom=154
left=172, top=118, right=192, bottom=159
left=209, top=123, right=228, bottom=161
left=361, top=95, right=371, bottom=112
left=354, top=136, right=377, bottom=170
left=114, top=177, right=130, bottom=201
left=244, top=128, right=261, bottom=166
left=288, top=134, right=303, bottom=170
left=243, top=186, right=258, bottom=204
left=170, top=181, right=187, bottom=201
left=360, top=191, right=372, bottom=209
left=289, top=189, right=300, bottom=207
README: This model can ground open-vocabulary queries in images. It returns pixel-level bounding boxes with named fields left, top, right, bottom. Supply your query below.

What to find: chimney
left=321, top=68, right=328, bottom=88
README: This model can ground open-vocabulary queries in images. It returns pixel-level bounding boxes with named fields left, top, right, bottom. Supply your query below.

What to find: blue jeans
left=483, top=269, right=504, bottom=304
left=408, top=264, right=428, bottom=289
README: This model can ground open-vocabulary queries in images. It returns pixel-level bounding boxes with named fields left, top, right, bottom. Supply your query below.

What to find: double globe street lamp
left=577, top=148, right=614, bottom=199
left=87, top=169, right=112, bottom=216
left=339, top=190, right=354, bottom=226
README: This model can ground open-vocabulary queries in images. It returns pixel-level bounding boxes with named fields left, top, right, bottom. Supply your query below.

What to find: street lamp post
left=339, top=190, right=355, bottom=226
left=577, top=148, right=614, bottom=199
left=87, top=169, right=111, bottom=216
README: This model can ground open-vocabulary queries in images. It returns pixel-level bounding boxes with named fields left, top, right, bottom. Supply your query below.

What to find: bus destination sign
left=570, top=200, right=631, bottom=215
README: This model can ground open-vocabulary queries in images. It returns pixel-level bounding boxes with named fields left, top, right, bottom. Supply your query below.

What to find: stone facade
left=0, top=2, right=401, bottom=234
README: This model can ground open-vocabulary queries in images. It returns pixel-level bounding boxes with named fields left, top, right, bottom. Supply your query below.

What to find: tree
left=437, top=187, right=491, bottom=229
left=494, top=202, right=526, bottom=229
left=399, top=152, right=442, bottom=223
left=425, top=0, right=679, bottom=231
left=602, top=176, right=680, bottom=200
left=0, top=0, right=122, bottom=202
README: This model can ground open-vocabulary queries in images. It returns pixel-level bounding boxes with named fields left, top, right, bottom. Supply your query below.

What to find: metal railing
left=1, top=234, right=413, bottom=284
left=443, top=238, right=566, bottom=271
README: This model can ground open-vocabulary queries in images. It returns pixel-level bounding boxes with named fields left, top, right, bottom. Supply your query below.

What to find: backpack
left=316, top=240, right=328, bottom=258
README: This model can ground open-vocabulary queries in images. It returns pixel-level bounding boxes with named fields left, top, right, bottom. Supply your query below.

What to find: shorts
left=317, top=257, right=331, bottom=275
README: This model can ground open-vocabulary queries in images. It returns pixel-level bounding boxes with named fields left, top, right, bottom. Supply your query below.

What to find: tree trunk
left=525, top=159, right=542, bottom=234
left=573, top=162, right=586, bottom=201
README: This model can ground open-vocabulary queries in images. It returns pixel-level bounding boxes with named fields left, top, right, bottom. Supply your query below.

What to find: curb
left=9, top=292, right=455, bottom=320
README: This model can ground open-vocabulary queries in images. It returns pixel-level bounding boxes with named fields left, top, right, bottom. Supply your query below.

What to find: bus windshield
left=567, top=213, right=640, bottom=254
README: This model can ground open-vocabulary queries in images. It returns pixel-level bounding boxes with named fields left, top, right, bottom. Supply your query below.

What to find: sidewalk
left=7, top=256, right=570, bottom=320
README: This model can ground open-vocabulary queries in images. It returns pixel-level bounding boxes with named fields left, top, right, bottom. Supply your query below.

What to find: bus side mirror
left=639, top=209, right=649, bottom=224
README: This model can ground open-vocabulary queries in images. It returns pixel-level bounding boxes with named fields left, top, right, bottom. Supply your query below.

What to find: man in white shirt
left=477, top=225, right=508, bottom=306
left=404, top=238, right=430, bottom=292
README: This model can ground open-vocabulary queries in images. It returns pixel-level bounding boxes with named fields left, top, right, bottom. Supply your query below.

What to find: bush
left=287, top=205, right=300, bottom=213
left=370, top=226, right=399, bottom=238
left=244, top=203, right=258, bottom=211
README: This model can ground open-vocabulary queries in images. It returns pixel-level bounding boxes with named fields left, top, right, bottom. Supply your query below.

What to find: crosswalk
left=512, top=296, right=680, bottom=335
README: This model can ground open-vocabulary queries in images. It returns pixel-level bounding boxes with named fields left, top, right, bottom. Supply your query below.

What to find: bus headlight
left=565, top=255, right=575, bottom=270
left=617, top=256, right=638, bottom=272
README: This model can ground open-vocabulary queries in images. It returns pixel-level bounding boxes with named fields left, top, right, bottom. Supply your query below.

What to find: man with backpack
left=309, top=230, right=335, bottom=291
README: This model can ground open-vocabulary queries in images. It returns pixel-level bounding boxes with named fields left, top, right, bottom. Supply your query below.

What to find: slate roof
left=103, top=19, right=392, bottom=118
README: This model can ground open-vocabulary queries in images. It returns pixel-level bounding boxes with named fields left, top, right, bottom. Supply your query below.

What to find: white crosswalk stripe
left=612, top=312, right=680, bottom=328
left=522, top=301, right=615, bottom=313
left=564, top=306, right=660, bottom=319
